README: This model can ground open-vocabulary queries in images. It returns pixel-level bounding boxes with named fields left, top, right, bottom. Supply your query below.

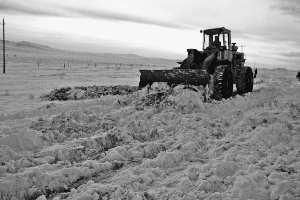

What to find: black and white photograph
left=0, top=0, right=300, bottom=199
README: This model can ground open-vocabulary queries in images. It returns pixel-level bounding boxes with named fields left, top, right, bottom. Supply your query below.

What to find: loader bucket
left=139, top=69, right=211, bottom=88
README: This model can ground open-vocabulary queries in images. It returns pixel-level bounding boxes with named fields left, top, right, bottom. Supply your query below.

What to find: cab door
left=218, top=32, right=231, bottom=60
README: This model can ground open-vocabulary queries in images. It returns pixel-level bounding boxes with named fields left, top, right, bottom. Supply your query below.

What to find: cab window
left=204, top=33, right=226, bottom=49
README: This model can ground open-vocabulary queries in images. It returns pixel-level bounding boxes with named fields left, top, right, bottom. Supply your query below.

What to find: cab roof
left=203, top=27, right=231, bottom=35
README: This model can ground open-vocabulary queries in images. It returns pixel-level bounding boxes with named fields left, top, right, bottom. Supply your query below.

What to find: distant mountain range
left=0, top=40, right=175, bottom=58
left=0, top=40, right=179, bottom=67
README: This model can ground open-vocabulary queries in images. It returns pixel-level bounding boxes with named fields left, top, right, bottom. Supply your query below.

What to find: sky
left=1, top=0, right=300, bottom=69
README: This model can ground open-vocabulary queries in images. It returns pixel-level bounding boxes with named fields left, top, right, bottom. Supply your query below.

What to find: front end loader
left=139, top=27, right=253, bottom=100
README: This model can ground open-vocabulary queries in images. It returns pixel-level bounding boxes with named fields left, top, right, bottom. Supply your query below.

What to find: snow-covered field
left=0, top=42, right=300, bottom=200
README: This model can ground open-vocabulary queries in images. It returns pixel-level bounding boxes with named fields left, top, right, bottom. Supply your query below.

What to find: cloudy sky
left=1, top=0, right=300, bottom=69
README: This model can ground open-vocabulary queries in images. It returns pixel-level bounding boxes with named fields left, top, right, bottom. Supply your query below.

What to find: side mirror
left=200, top=30, right=203, bottom=33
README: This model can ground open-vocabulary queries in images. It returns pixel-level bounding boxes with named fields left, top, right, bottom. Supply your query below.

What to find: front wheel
left=212, top=65, right=233, bottom=100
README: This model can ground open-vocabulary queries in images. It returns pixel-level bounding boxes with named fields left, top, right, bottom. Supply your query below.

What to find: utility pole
left=0, top=18, right=5, bottom=74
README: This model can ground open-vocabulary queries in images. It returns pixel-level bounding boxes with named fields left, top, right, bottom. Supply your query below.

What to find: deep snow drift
left=0, top=75, right=300, bottom=200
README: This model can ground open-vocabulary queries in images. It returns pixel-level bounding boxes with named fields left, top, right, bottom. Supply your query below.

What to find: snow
left=1, top=52, right=300, bottom=200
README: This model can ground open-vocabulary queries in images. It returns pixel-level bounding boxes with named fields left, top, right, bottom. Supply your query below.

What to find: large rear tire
left=212, top=65, right=233, bottom=100
left=236, top=67, right=253, bottom=95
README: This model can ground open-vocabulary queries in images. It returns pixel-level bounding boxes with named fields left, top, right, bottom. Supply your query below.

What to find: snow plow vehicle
left=139, top=27, right=253, bottom=100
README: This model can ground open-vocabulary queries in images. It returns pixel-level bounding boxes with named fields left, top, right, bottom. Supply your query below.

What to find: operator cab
left=201, top=27, right=231, bottom=60
left=202, top=27, right=231, bottom=50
